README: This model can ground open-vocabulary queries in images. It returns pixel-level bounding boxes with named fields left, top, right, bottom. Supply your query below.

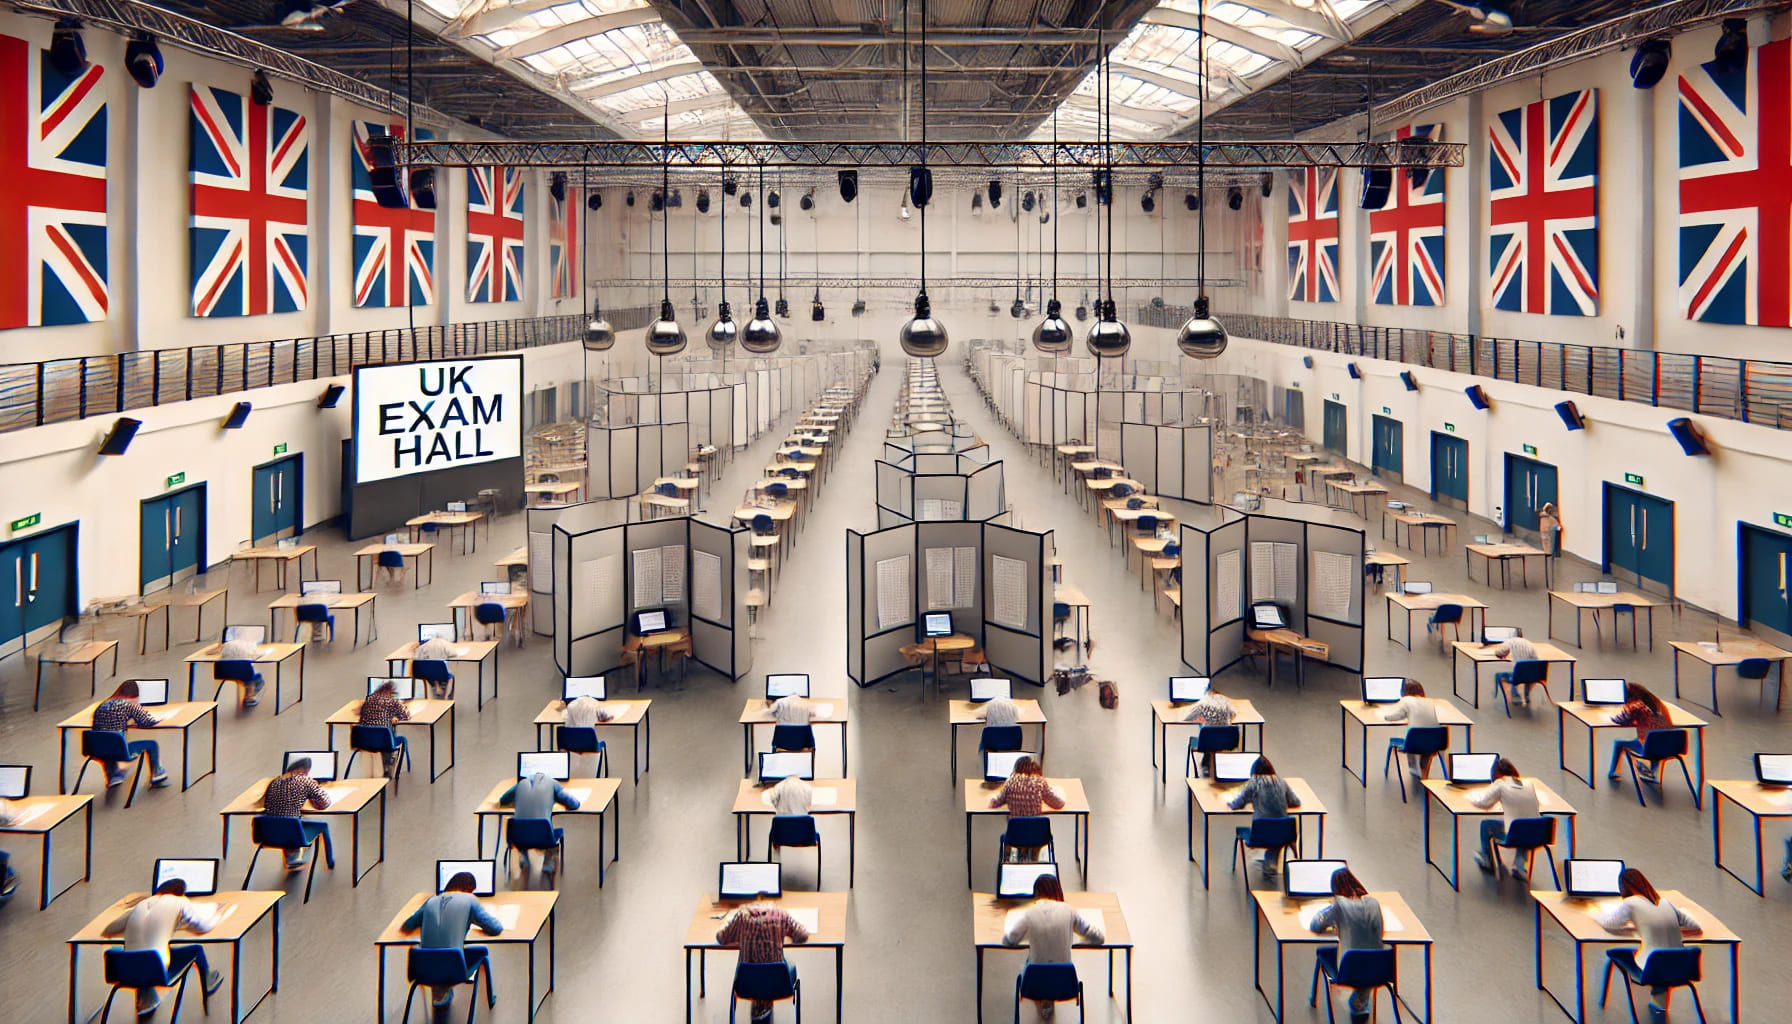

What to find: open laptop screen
left=1170, top=676, right=1211, bottom=703
left=154, top=859, right=219, bottom=897
left=970, top=678, right=1012, bottom=703
left=983, top=750, right=1034, bottom=781
left=634, top=609, right=669, bottom=635
left=517, top=751, right=571, bottom=781
left=766, top=674, right=810, bottom=699
left=223, top=625, right=266, bottom=646
left=1756, top=753, right=1792, bottom=786
left=759, top=751, right=815, bottom=782
left=417, top=623, right=455, bottom=644
left=368, top=676, right=417, bottom=701
left=719, top=862, right=781, bottom=900
left=1362, top=677, right=1405, bottom=704
left=1285, top=859, right=1348, bottom=898
left=1449, top=753, right=1499, bottom=784
left=1249, top=603, right=1286, bottom=629
left=1596, top=581, right=1620, bottom=594
left=300, top=580, right=343, bottom=595
left=1211, top=752, right=1259, bottom=783
left=922, top=612, right=952, bottom=637
left=1482, top=626, right=1518, bottom=643
left=563, top=676, right=606, bottom=701
left=480, top=581, right=511, bottom=595
left=283, top=751, right=336, bottom=781
left=1400, top=581, right=1433, bottom=595
left=1582, top=678, right=1627, bottom=705
left=446, top=501, right=468, bottom=513
left=0, top=765, right=30, bottom=799
left=1564, top=859, right=1625, bottom=898
left=134, top=679, right=170, bottom=706
left=437, top=860, right=497, bottom=897
left=996, top=862, right=1060, bottom=899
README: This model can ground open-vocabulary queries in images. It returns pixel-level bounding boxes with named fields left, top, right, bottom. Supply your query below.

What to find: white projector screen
left=353, top=356, right=524, bottom=483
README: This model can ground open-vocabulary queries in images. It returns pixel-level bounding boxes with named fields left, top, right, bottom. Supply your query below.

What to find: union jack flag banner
left=1287, top=166, right=1340, bottom=303
left=467, top=166, right=524, bottom=303
left=0, top=32, right=108, bottom=329
left=1679, top=37, right=1792, bottom=326
left=1487, top=89, right=1599, bottom=316
left=190, top=84, right=310, bottom=317
left=1369, top=124, right=1446, bottom=307
left=351, top=121, right=435, bottom=308
left=549, top=181, right=579, bottom=299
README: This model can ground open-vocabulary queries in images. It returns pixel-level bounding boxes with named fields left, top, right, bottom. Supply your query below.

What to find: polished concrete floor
left=2, top=355, right=1788, bottom=1024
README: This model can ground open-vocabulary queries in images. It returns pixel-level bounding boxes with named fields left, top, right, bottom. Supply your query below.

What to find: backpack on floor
left=1098, top=678, right=1119, bottom=710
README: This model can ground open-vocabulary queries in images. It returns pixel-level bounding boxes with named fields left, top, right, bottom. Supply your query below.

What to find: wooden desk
left=0, top=794, right=91, bottom=909
left=531, top=699, right=653, bottom=781
left=32, top=639, right=120, bottom=712
left=375, top=891, right=557, bottom=1024
left=69, top=890, right=282, bottom=1024
left=405, top=511, right=483, bottom=555
left=325, top=698, right=456, bottom=781
left=1053, top=583, right=1091, bottom=650
left=1546, top=590, right=1663, bottom=650
left=1150, top=698, right=1267, bottom=783
left=232, top=544, right=318, bottom=590
left=184, top=642, right=305, bottom=714
left=1555, top=700, right=1707, bottom=793
left=622, top=628, right=694, bottom=688
left=1709, top=779, right=1792, bottom=894
left=1531, top=890, right=1737, bottom=1024
left=1385, top=592, right=1486, bottom=650
left=1381, top=510, right=1456, bottom=555
left=57, top=700, right=217, bottom=792
left=1366, top=551, right=1409, bottom=591
left=1127, top=534, right=1173, bottom=584
left=1253, top=890, right=1432, bottom=1024
left=472, top=778, right=621, bottom=886
left=1465, top=541, right=1546, bottom=588
left=1420, top=778, right=1577, bottom=890
left=525, top=481, right=583, bottom=504
left=93, top=587, right=228, bottom=654
left=1670, top=637, right=1792, bottom=714
left=971, top=891, right=1132, bottom=1024
left=1450, top=640, right=1578, bottom=709
left=493, top=545, right=528, bottom=569
left=266, top=591, right=378, bottom=647
left=731, top=778, right=858, bottom=885
left=354, top=542, right=434, bottom=590
left=638, top=492, right=691, bottom=519
left=682, top=892, right=847, bottom=1024
left=386, top=639, right=500, bottom=710
left=948, top=700, right=1047, bottom=784
left=448, top=590, right=530, bottom=648
left=1250, top=628, right=1331, bottom=689
left=1327, top=479, right=1388, bottom=518
left=1338, top=700, right=1475, bottom=787
left=1187, top=777, right=1326, bottom=889
left=963, top=778, right=1090, bottom=886
left=220, top=777, right=388, bottom=885
left=740, top=699, right=850, bottom=776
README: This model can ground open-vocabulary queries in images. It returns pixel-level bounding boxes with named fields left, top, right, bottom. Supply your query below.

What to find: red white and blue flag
left=1487, top=89, right=1599, bottom=316
left=1287, top=166, right=1339, bottom=303
left=0, top=32, right=108, bottom=329
left=1369, top=124, right=1446, bottom=307
left=351, top=121, right=435, bottom=308
left=190, top=84, right=310, bottom=317
left=467, top=166, right=524, bottom=303
left=1678, top=37, right=1792, bottom=326
left=549, top=181, right=578, bottom=299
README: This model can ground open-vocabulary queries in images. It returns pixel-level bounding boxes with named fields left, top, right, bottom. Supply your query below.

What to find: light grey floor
left=2, top=355, right=1788, bottom=1024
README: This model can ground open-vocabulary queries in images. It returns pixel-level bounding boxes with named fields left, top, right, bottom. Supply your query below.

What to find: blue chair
left=1053, top=601, right=1072, bottom=637
left=1729, top=657, right=1773, bottom=715
left=245, top=815, right=332, bottom=902
left=74, top=730, right=151, bottom=807
left=1384, top=726, right=1450, bottom=803
left=555, top=725, right=609, bottom=779
left=1426, top=603, right=1464, bottom=647
left=344, top=725, right=410, bottom=787
left=1497, top=659, right=1551, bottom=717
left=1622, top=729, right=1700, bottom=809
left=505, top=818, right=565, bottom=887
left=752, top=514, right=776, bottom=536
left=473, top=602, right=508, bottom=642
left=768, top=814, right=822, bottom=887
left=980, top=725, right=1024, bottom=754
left=766, top=482, right=789, bottom=500
left=412, top=660, right=454, bottom=700
left=1110, top=483, right=1133, bottom=499
left=779, top=467, right=802, bottom=480
left=293, top=602, right=335, bottom=643
left=1233, top=815, right=1300, bottom=878
left=656, top=482, right=679, bottom=497
left=997, top=816, right=1055, bottom=864
left=211, top=660, right=263, bottom=705
left=1186, top=725, right=1242, bottom=778
left=731, top=961, right=800, bottom=1024
left=1136, top=514, right=1159, bottom=535
left=1492, top=816, right=1560, bottom=889
left=1163, top=542, right=1181, bottom=558
left=98, top=948, right=210, bottom=1024
left=376, top=549, right=407, bottom=582
left=1608, top=602, right=1639, bottom=649
left=771, top=724, right=816, bottom=753
left=401, top=947, right=495, bottom=1024
left=1014, top=963, right=1083, bottom=1024
left=1601, top=947, right=1705, bottom=1024
left=1308, top=948, right=1403, bottom=1024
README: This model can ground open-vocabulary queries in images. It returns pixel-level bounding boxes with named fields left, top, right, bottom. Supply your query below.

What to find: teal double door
left=252, top=455, right=302, bottom=546
left=0, top=524, right=78, bottom=653
left=1740, top=524, right=1792, bottom=639
left=1370, top=415, right=1403, bottom=483
left=1504, top=454, right=1557, bottom=535
left=1430, top=433, right=1468, bottom=510
left=141, top=485, right=206, bottom=592
left=1322, top=400, right=1347, bottom=456
left=1602, top=484, right=1674, bottom=594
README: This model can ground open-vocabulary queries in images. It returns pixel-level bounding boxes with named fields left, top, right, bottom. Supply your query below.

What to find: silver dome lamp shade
left=1177, top=296, right=1228, bottom=359
left=645, top=299, right=687, bottom=355
left=742, top=296, right=782, bottom=354
left=707, top=301, right=737, bottom=350
left=1031, top=299, right=1072, bottom=354
left=1086, top=298, right=1130, bottom=357
left=583, top=301, right=615, bottom=351
left=900, top=293, right=949, bottom=358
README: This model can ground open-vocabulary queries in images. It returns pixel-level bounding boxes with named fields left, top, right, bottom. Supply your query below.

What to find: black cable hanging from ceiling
left=900, top=0, right=948, bottom=358
left=1087, top=11, right=1130, bottom=360
left=743, top=159, right=781, bottom=353
left=708, top=156, right=736, bottom=351
left=646, top=93, right=686, bottom=358
left=1031, top=108, right=1070, bottom=353
left=1177, top=0, right=1229, bottom=360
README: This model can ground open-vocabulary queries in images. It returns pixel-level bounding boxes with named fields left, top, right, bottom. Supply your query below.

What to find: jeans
left=164, top=944, right=210, bottom=983
left=1479, top=820, right=1507, bottom=866
left=1608, top=738, right=1645, bottom=777
left=286, top=820, right=333, bottom=867
left=108, top=739, right=164, bottom=779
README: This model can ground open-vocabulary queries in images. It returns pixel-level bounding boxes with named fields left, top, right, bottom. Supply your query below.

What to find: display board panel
left=353, top=355, right=523, bottom=483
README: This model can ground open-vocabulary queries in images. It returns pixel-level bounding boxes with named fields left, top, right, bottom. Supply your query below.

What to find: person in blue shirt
left=497, top=772, right=580, bottom=883
left=401, top=871, right=504, bottom=1012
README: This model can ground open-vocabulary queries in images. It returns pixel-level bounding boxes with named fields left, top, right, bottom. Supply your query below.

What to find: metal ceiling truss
left=405, top=138, right=1462, bottom=170
left=605, top=276, right=1246, bottom=291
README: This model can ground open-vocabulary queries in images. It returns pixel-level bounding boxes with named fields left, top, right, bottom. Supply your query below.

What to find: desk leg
left=743, top=723, right=753, bottom=776
left=598, top=807, right=606, bottom=887
left=835, top=947, right=844, bottom=1024
left=58, top=728, right=71, bottom=793
left=965, top=814, right=973, bottom=887
left=849, top=811, right=856, bottom=887
left=975, top=948, right=984, bottom=1024
left=684, top=949, right=694, bottom=1024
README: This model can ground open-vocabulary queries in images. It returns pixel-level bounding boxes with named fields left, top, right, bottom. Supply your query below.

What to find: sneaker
left=107, top=772, right=130, bottom=788
left=433, top=991, right=455, bottom=1009
left=1781, top=862, right=1791, bottom=882
left=1, top=868, right=17, bottom=897
left=1474, top=855, right=1495, bottom=874
left=285, top=852, right=308, bottom=871
left=149, top=773, right=171, bottom=789
left=204, top=970, right=225, bottom=997
left=751, top=1006, right=773, bottom=1024
left=1512, top=867, right=1528, bottom=882
left=1638, top=766, right=1660, bottom=785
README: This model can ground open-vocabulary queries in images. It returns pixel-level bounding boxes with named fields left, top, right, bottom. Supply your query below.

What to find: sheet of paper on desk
left=489, top=903, right=522, bottom=931
left=564, top=787, right=593, bottom=804
left=1697, top=642, right=1721, bottom=652
left=8, top=803, right=50, bottom=827
left=1380, top=907, right=1405, bottom=932
left=787, top=906, right=820, bottom=935
left=813, top=702, right=835, bottom=718
left=813, top=788, right=838, bottom=806
left=1078, top=908, right=1105, bottom=938
left=1297, top=902, right=1327, bottom=931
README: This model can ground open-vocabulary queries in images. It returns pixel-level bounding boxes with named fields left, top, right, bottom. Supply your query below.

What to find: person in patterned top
left=91, top=681, right=171, bottom=789
left=260, top=759, right=334, bottom=869
left=715, top=901, right=810, bottom=1023
left=1608, top=683, right=1672, bottom=783
left=357, top=681, right=412, bottom=775
left=990, top=756, right=1063, bottom=861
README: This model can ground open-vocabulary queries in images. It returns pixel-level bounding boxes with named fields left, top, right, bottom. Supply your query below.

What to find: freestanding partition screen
left=1120, top=422, right=1213, bottom=504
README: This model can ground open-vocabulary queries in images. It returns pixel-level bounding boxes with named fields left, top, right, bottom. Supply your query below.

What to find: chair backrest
left=1246, top=815, right=1299, bottom=848
left=1737, top=657, right=1772, bottom=680
left=1403, top=726, right=1450, bottom=756
left=1433, top=603, right=1464, bottom=623
left=406, top=947, right=474, bottom=988
left=770, top=724, right=816, bottom=750
left=474, top=602, right=507, bottom=625
left=979, top=725, right=1024, bottom=752
left=1512, top=659, right=1550, bottom=685
left=656, top=482, right=679, bottom=496
left=1137, top=515, right=1158, bottom=532
left=1164, top=543, right=1181, bottom=558
left=1500, top=816, right=1557, bottom=850
left=734, top=961, right=798, bottom=1001
left=753, top=515, right=775, bottom=534
left=1052, top=602, right=1071, bottom=621
left=80, top=729, right=130, bottom=761
left=103, top=949, right=173, bottom=987
left=412, top=660, right=452, bottom=683
left=1016, top=963, right=1081, bottom=1001
left=1002, top=816, right=1053, bottom=847
left=556, top=725, right=601, bottom=754
left=1640, top=728, right=1690, bottom=760
left=296, top=603, right=331, bottom=623
left=506, top=817, right=559, bottom=849
left=213, top=659, right=257, bottom=682
left=1634, top=946, right=1702, bottom=987
left=1193, top=724, right=1242, bottom=754
left=768, top=815, right=820, bottom=847
left=767, top=483, right=789, bottom=499
left=377, top=550, right=405, bottom=568
left=1331, top=948, right=1398, bottom=989
left=250, top=815, right=308, bottom=850
left=349, top=725, right=397, bottom=753
left=780, top=467, right=801, bottom=479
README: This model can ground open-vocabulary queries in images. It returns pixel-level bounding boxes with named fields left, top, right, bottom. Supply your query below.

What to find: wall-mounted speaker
left=1360, top=167, right=1392, bottom=210
left=1400, top=371, right=1418, bottom=391
left=222, top=402, right=252, bottom=429
left=365, top=133, right=407, bottom=209
left=1554, top=400, right=1585, bottom=431
left=98, top=417, right=141, bottom=456
left=1347, top=362, right=1361, bottom=379
left=1302, top=356, right=1314, bottom=369
left=317, top=385, right=345, bottom=408
left=1666, top=417, right=1711, bottom=455
left=1464, top=385, right=1489, bottom=410
left=409, top=168, right=436, bottom=210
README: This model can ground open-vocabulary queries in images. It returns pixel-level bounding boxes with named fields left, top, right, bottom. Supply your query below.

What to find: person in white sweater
left=978, top=695, right=1020, bottom=728
left=769, top=775, right=813, bottom=816
left=1594, top=868, right=1701, bottom=1022
left=1381, top=680, right=1442, bottom=778
left=101, top=879, right=226, bottom=1015
left=1469, top=758, right=1542, bottom=876
left=555, top=695, right=614, bottom=776
left=1002, top=874, right=1104, bottom=1021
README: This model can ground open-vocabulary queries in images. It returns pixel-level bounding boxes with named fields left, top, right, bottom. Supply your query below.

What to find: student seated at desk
left=978, top=695, right=1020, bottom=728
left=359, top=681, right=412, bottom=774
left=218, top=635, right=268, bottom=707
left=101, top=877, right=227, bottom=1016
left=555, top=695, right=615, bottom=777
left=1307, top=867, right=1384, bottom=1024
left=1228, top=756, right=1302, bottom=877
left=401, top=871, right=505, bottom=1013
left=1593, top=868, right=1701, bottom=1024
left=414, top=633, right=457, bottom=699
left=1482, top=635, right=1542, bottom=706
left=94, top=681, right=173, bottom=789
left=497, top=772, right=581, bottom=883
left=715, top=899, right=811, bottom=1024
left=1382, top=681, right=1443, bottom=779
left=1607, top=684, right=1672, bottom=784
left=769, top=776, right=813, bottom=816
left=264, top=759, right=334, bottom=870
left=1002, top=873, right=1105, bottom=1022
left=770, top=694, right=819, bottom=754
left=1469, top=758, right=1540, bottom=877
left=990, top=757, right=1064, bottom=862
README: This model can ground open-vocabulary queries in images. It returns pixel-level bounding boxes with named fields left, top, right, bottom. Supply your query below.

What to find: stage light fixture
left=1630, top=38, right=1672, bottom=89
left=250, top=70, right=274, bottom=106
left=1714, top=19, right=1749, bottom=73
left=550, top=172, right=567, bottom=203
left=1227, top=187, right=1244, bottom=211
left=125, top=32, right=163, bottom=89
left=50, top=19, right=88, bottom=77
left=837, top=169, right=858, bottom=202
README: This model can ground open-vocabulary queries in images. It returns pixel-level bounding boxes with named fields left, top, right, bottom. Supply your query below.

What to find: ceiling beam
left=1110, top=60, right=1229, bottom=101
left=1230, top=0, right=1349, bottom=40
left=1139, top=8, right=1302, bottom=66
left=493, top=9, right=662, bottom=60
left=574, top=60, right=706, bottom=97
left=619, top=94, right=737, bottom=124
left=445, top=0, right=573, bottom=38
left=667, top=26, right=1104, bottom=46
left=1061, top=94, right=1180, bottom=127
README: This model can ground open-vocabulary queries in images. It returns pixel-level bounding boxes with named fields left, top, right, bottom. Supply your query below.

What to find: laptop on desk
left=435, top=860, right=496, bottom=897
left=153, top=858, right=219, bottom=897
left=300, top=580, right=342, bottom=596
left=1755, top=754, right=1792, bottom=788
left=996, top=862, right=1060, bottom=900
left=1582, top=678, right=1627, bottom=706
left=368, top=676, right=418, bottom=701
left=562, top=676, right=606, bottom=701
left=1248, top=603, right=1286, bottom=630
left=1168, top=676, right=1211, bottom=706
left=766, top=673, right=810, bottom=700
left=759, top=751, right=814, bottom=785
left=983, top=750, right=1034, bottom=783
left=1564, top=859, right=1625, bottom=900
left=0, top=765, right=30, bottom=800
left=446, top=502, right=468, bottom=514
left=134, top=679, right=170, bottom=707
left=1596, top=581, right=1619, bottom=594
left=633, top=608, right=671, bottom=636
left=1361, top=677, right=1405, bottom=705
left=1209, top=752, right=1258, bottom=785
left=1481, top=626, right=1519, bottom=644
left=283, top=750, right=337, bottom=781
left=718, top=862, right=782, bottom=901
left=1399, top=582, right=1433, bottom=595
left=222, top=625, right=266, bottom=648
left=922, top=612, right=953, bottom=639
left=1448, top=753, right=1498, bottom=787
left=970, top=677, right=1012, bottom=703
left=1284, top=859, right=1349, bottom=899
left=517, top=751, right=571, bottom=782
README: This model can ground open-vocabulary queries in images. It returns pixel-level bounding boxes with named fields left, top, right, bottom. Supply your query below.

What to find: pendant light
left=774, top=170, right=790, bottom=318
left=899, top=0, right=949, bottom=358
left=851, top=187, right=867, bottom=316
left=1086, top=14, right=1130, bottom=358
left=581, top=156, right=615, bottom=351
left=1176, top=0, right=1228, bottom=359
left=645, top=97, right=686, bottom=356
left=707, top=164, right=736, bottom=350
left=742, top=161, right=782, bottom=353
left=1032, top=110, right=1071, bottom=353
left=810, top=201, right=825, bottom=321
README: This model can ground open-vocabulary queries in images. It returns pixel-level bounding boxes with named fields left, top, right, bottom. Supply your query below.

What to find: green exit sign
left=1381, top=406, right=1391, bottom=415
left=1775, top=512, right=1792, bottom=530
left=9, top=512, right=40, bottom=533
left=166, top=472, right=185, bottom=488
left=1522, top=444, right=1538, bottom=456
left=1624, top=472, right=1645, bottom=486
left=1330, top=393, right=1340, bottom=401
left=273, top=443, right=288, bottom=456
left=1444, top=422, right=1456, bottom=433
left=1291, top=380, right=1300, bottom=388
